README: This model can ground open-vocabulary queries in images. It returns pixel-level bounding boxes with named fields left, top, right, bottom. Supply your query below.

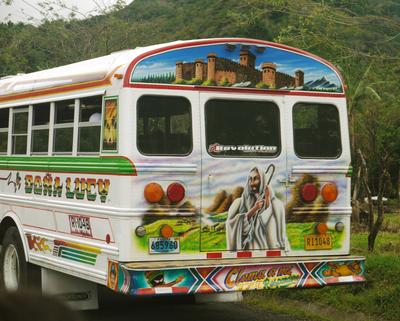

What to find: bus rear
left=108, top=39, right=365, bottom=296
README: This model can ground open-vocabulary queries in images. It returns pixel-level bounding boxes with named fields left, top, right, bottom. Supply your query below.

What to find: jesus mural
left=225, top=165, right=288, bottom=251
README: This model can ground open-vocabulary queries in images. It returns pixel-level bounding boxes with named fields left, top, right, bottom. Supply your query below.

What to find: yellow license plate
left=304, top=234, right=333, bottom=250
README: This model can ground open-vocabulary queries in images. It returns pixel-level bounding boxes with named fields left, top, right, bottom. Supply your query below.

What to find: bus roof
left=0, top=38, right=345, bottom=101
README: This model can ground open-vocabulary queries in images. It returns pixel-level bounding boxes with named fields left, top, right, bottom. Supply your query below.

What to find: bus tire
left=0, top=226, right=40, bottom=291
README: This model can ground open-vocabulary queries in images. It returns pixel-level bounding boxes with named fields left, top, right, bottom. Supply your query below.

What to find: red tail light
left=301, top=183, right=318, bottom=202
left=167, top=183, right=185, bottom=203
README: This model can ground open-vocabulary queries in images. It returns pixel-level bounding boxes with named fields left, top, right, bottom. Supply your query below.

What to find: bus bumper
left=106, top=256, right=365, bottom=296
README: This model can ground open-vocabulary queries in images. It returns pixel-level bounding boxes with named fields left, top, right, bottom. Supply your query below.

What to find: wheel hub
left=3, top=244, right=20, bottom=291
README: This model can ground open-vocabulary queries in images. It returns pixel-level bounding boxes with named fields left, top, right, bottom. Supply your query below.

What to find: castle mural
left=175, top=50, right=304, bottom=89
left=131, top=43, right=343, bottom=92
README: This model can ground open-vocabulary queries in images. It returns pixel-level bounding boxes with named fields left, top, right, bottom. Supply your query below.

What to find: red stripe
left=172, top=286, right=189, bottom=294
left=207, top=252, right=222, bottom=259
left=136, top=288, right=155, bottom=295
left=266, top=250, right=281, bottom=257
left=237, top=251, right=252, bottom=258
left=129, top=83, right=346, bottom=98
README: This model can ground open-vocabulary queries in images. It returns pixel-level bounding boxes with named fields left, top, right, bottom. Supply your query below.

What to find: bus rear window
left=205, top=99, right=280, bottom=157
left=293, top=103, right=341, bottom=158
left=137, top=96, right=192, bottom=156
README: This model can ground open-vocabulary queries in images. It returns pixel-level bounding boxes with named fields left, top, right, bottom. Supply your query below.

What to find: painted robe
left=226, top=167, right=287, bottom=251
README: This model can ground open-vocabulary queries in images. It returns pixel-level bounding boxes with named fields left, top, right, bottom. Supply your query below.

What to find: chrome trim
left=292, top=166, right=350, bottom=174
left=29, top=252, right=107, bottom=284
left=135, top=163, right=198, bottom=174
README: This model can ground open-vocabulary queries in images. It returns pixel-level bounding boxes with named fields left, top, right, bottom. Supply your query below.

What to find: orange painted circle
left=160, top=224, right=174, bottom=238
left=316, top=223, right=328, bottom=234
left=144, top=182, right=164, bottom=203
left=321, top=183, right=338, bottom=203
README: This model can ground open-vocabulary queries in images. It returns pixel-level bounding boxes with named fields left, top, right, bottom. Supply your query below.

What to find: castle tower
left=261, top=62, right=277, bottom=88
left=207, top=53, right=217, bottom=81
left=176, top=61, right=183, bottom=81
left=240, top=50, right=256, bottom=69
left=295, top=69, right=304, bottom=87
left=195, top=59, right=204, bottom=80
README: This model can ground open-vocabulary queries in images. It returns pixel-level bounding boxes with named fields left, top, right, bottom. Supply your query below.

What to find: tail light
left=316, top=222, right=328, bottom=234
left=167, top=183, right=185, bottom=203
left=144, top=182, right=164, bottom=203
left=160, top=224, right=174, bottom=238
left=301, top=183, right=318, bottom=202
left=321, top=183, right=338, bottom=203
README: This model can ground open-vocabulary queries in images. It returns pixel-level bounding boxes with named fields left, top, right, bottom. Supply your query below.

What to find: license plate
left=304, top=234, right=333, bottom=250
left=149, top=237, right=180, bottom=254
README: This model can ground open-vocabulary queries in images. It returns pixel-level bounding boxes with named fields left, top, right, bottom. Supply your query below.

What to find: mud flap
left=41, top=268, right=99, bottom=310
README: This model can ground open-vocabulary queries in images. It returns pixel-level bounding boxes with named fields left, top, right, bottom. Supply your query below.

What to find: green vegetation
left=245, top=213, right=400, bottom=321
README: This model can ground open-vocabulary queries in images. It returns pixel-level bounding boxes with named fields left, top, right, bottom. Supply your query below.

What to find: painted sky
left=132, top=43, right=341, bottom=87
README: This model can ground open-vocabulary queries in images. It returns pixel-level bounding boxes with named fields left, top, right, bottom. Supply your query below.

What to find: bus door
left=133, top=92, right=202, bottom=256
left=199, top=92, right=288, bottom=253
left=284, top=96, right=351, bottom=255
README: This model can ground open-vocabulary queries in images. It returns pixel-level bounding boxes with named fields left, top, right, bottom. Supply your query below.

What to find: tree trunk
left=397, top=167, right=400, bottom=214
left=368, top=169, right=389, bottom=251
left=352, top=166, right=362, bottom=224
left=358, top=149, right=373, bottom=230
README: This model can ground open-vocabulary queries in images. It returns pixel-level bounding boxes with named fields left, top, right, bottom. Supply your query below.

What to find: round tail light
left=321, top=183, right=338, bottom=203
left=144, top=182, right=164, bottom=203
left=301, top=183, right=318, bottom=202
left=316, top=223, right=328, bottom=234
left=167, top=183, right=185, bottom=203
left=160, top=224, right=174, bottom=238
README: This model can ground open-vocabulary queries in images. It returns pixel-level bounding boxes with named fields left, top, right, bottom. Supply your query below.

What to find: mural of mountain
left=303, top=77, right=340, bottom=91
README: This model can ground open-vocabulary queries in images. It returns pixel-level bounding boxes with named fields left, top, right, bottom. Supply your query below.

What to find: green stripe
left=346, top=165, right=353, bottom=177
left=61, top=247, right=97, bottom=259
left=0, top=156, right=136, bottom=175
left=61, top=252, right=96, bottom=263
left=60, top=253, right=96, bottom=265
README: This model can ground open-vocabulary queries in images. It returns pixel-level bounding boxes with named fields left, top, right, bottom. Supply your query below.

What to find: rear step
left=107, top=256, right=365, bottom=296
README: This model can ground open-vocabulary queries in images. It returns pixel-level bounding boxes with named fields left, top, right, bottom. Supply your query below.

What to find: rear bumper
left=106, top=256, right=365, bottom=296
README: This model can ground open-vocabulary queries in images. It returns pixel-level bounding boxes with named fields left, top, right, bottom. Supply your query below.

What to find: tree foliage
left=1, top=0, right=399, bottom=209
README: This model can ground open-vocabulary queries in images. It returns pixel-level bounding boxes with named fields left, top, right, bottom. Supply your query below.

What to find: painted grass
left=245, top=216, right=400, bottom=321
left=200, top=231, right=226, bottom=251
left=136, top=218, right=200, bottom=252
left=287, top=223, right=345, bottom=250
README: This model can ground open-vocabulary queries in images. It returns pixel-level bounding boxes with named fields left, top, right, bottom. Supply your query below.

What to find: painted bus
left=0, top=38, right=365, bottom=304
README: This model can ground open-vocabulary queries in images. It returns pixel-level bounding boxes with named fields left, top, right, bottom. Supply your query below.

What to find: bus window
left=137, top=95, right=192, bottom=156
left=293, top=103, right=341, bottom=158
left=0, top=108, right=9, bottom=154
left=11, top=107, right=28, bottom=155
left=205, top=99, right=280, bottom=157
left=78, top=96, right=102, bottom=154
left=53, top=100, right=75, bottom=154
left=31, top=103, right=50, bottom=154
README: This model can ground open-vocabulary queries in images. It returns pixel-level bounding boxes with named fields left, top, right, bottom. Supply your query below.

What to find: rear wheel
left=0, top=226, right=39, bottom=291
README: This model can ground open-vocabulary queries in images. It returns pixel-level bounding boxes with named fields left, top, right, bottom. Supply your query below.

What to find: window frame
left=292, top=102, right=342, bottom=159
left=11, top=107, right=29, bottom=155
left=0, top=108, right=10, bottom=155
left=52, top=99, right=77, bottom=155
left=204, top=98, right=282, bottom=159
left=78, top=96, right=102, bottom=155
left=31, top=103, right=51, bottom=155
left=136, top=94, right=193, bottom=157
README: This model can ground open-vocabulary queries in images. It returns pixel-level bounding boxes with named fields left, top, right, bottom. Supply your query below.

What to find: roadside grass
left=244, top=213, right=400, bottom=321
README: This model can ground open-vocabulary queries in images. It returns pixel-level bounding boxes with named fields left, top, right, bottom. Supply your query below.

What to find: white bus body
left=0, top=38, right=365, bottom=298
